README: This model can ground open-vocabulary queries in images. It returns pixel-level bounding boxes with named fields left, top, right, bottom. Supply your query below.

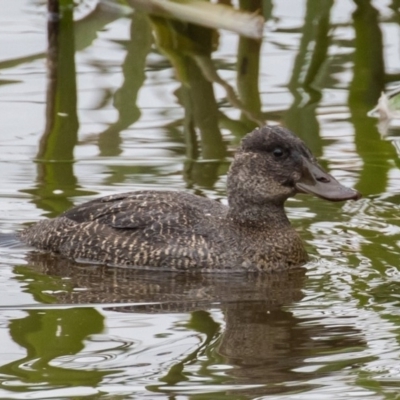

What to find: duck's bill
left=295, top=157, right=361, bottom=202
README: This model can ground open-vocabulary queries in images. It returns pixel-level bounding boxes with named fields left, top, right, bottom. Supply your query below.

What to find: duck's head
left=227, top=126, right=361, bottom=220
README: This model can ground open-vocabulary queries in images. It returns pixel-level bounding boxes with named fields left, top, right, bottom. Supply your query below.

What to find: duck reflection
left=20, top=253, right=366, bottom=395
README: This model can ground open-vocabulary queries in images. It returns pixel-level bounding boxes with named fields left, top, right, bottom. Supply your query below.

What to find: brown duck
left=19, top=126, right=361, bottom=272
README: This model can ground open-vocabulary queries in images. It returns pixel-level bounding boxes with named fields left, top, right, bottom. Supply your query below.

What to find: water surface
left=1, top=0, right=400, bottom=398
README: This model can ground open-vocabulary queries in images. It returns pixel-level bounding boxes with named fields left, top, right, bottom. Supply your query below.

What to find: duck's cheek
left=280, top=172, right=301, bottom=190
left=291, top=170, right=302, bottom=182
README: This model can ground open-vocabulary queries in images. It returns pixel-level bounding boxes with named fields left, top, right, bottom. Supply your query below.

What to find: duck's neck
left=227, top=200, right=291, bottom=229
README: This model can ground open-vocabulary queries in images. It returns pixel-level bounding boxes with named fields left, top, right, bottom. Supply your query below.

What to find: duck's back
left=20, top=191, right=232, bottom=270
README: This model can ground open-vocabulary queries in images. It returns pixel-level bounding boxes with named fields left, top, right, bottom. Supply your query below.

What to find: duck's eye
left=273, top=147, right=284, bottom=158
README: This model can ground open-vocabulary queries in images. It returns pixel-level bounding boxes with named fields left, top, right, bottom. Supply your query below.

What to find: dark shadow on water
left=24, top=252, right=307, bottom=310
left=8, top=253, right=368, bottom=397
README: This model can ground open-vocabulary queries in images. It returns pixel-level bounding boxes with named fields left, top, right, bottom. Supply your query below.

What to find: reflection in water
left=348, top=1, right=400, bottom=277
left=97, top=11, right=153, bottom=158
left=237, top=0, right=263, bottom=129
left=350, top=0, right=393, bottom=197
left=219, top=302, right=364, bottom=397
left=285, top=0, right=334, bottom=156
left=38, top=0, right=78, bottom=210
left=151, top=16, right=228, bottom=189
left=24, top=253, right=307, bottom=309
left=3, top=254, right=363, bottom=396
left=22, top=0, right=93, bottom=217
left=0, top=307, right=110, bottom=391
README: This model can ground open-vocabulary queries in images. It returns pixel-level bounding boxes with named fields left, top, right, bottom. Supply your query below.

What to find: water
left=1, top=0, right=400, bottom=398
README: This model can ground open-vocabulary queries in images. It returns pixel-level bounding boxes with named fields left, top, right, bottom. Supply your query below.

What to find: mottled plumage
left=19, top=126, right=361, bottom=272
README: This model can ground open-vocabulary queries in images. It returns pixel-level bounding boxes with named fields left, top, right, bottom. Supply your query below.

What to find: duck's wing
left=20, top=191, right=228, bottom=269
left=62, top=191, right=225, bottom=232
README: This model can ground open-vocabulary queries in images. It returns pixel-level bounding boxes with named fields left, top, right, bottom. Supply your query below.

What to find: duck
left=19, top=126, right=361, bottom=272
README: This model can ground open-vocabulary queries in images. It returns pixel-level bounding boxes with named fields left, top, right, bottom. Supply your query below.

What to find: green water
left=1, top=0, right=400, bottom=398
